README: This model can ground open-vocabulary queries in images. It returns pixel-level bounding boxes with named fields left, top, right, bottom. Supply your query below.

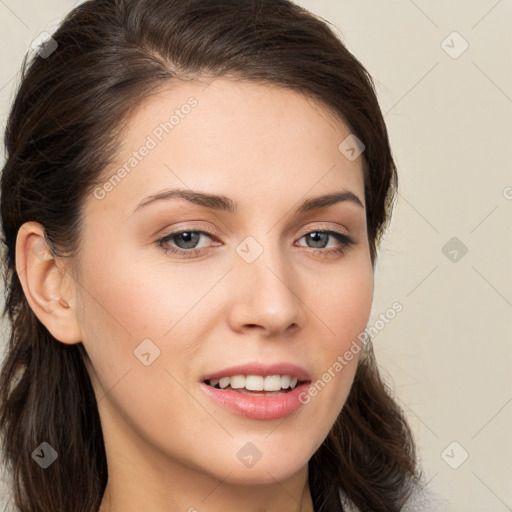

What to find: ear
left=15, top=221, right=82, bottom=344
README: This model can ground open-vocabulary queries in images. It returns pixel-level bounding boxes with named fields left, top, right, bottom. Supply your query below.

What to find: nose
left=226, top=239, right=306, bottom=337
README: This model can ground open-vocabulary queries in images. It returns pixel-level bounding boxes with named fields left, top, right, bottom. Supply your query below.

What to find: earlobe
left=15, top=221, right=82, bottom=344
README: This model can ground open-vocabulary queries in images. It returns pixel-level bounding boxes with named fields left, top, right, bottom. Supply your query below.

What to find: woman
left=0, top=0, right=423, bottom=510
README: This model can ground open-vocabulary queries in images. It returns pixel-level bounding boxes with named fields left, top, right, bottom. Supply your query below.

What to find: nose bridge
left=230, top=232, right=304, bottom=333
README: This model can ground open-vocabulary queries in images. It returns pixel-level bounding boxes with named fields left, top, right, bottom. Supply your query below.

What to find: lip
left=200, top=381, right=311, bottom=420
left=201, top=362, right=311, bottom=382
left=200, top=362, right=312, bottom=421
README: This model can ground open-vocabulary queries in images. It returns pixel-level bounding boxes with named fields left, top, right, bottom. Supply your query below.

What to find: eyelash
left=156, top=226, right=356, bottom=259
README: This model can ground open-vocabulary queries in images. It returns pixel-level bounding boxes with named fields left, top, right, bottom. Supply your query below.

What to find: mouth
left=204, top=374, right=307, bottom=395
left=199, top=362, right=312, bottom=420
left=200, top=377, right=311, bottom=420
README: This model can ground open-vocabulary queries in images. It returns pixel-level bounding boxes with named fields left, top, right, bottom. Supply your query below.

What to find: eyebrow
left=132, top=187, right=364, bottom=215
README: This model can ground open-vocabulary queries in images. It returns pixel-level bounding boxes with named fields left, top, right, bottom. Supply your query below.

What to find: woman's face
left=74, top=78, right=373, bottom=485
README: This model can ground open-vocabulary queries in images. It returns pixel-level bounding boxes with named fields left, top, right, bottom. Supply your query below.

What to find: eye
left=296, top=229, right=356, bottom=256
left=155, top=227, right=356, bottom=258
left=156, top=229, right=218, bottom=258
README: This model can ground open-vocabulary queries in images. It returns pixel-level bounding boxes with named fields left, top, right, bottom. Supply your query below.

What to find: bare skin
left=16, top=77, right=373, bottom=512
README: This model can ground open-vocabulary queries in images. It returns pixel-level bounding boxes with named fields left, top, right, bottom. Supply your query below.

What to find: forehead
left=87, top=77, right=365, bottom=220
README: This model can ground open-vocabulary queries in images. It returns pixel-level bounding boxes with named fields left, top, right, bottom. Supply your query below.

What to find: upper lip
left=201, top=362, right=311, bottom=382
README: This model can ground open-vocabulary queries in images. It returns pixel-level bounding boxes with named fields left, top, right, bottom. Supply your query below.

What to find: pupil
left=309, top=232, right=327, bottom=248
left=175, top=232, right=199, bottom=249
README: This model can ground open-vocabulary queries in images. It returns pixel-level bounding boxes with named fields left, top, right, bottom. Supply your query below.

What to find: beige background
left=1, top=1, right=511, bottom=510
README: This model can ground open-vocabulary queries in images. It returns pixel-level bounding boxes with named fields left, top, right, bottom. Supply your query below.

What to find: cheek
left=75, top=246, right=224, bottom=394
left=77, top=243, right=200, bottom=337
left=315, top=259, right=374, bottom=349
left=75, top=252, right=209, bottom=448
left=74, top=247, right=169, bottom=393
left=305, top=259, right=373, bottom=405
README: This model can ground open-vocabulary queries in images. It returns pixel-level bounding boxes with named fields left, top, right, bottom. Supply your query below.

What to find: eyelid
left=157, top=222, right=219, bottom=239
left=297, top=222, right=350, bottom=237
left=159, top=221, right=351, bottom=242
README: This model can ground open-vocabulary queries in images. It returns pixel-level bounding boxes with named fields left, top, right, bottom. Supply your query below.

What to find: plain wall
left=1, top=1, right=511, bottom=510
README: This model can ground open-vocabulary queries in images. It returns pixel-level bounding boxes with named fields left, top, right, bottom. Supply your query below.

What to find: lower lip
left=200, top=382, right=310, bottom=420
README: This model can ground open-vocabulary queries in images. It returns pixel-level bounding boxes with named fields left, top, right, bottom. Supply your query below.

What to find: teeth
left=264, top=375, right=282, bottom=391
left=245, top=375, right=264, bottom=391
left=230, top=375, right=245, bottom=389
left=207, top=374, right=301, bottom=391
left=219, top=377, right=230, bottom=389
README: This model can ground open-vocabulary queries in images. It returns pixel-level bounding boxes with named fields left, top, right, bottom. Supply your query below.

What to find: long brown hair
left=0, top=1, right=422, bottom=510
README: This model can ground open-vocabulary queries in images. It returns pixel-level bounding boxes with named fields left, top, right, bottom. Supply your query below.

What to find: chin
left=199, top=442, right=313, bottom=485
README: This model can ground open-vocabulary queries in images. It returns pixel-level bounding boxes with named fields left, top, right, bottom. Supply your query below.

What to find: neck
left=99, top=464, right=315, bottom=512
